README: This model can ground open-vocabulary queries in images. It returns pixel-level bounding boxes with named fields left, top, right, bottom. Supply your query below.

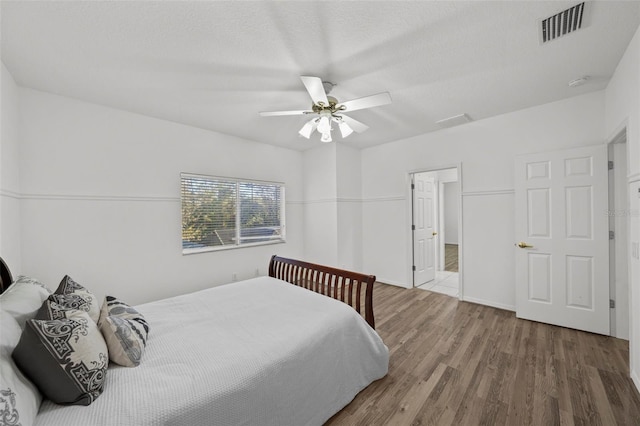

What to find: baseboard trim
left=376, top=278, right=411, bottom=289
left=632, top=369, right=640, bottom=394
left=462, top=295, right=516, bottom=312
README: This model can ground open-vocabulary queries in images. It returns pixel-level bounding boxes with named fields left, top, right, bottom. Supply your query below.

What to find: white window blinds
left=181, top=173, right=285, bottom=254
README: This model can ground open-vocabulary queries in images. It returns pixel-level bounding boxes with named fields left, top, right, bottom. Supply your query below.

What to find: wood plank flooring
left=444, top=244, right=458, bottom=272
left=326, top=283, right=640, bottom=425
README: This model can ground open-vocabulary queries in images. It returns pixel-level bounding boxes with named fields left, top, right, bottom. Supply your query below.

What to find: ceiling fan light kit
left=337, top=119, right=354, bottom=138
left=298, top=118, right=318, bottom=139
left=259, top=76, right=392, bottom=143
left=320, top=131, right=332, bottom=143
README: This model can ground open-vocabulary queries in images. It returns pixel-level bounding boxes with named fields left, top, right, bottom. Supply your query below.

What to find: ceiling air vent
left=540, top=2, right=587, bottom=44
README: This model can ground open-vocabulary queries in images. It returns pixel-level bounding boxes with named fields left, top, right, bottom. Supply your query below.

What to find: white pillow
left=1, top=275, right=52, bottom=329
left=1, top=276, right=51, bottom=426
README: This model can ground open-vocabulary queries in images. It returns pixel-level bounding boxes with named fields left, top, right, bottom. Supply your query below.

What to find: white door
left=515, top=145, right=609, bottom=335
left=413, top=174, right=436, bottom=286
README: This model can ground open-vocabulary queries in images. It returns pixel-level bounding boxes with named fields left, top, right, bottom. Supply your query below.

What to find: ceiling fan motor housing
left=312, top=96, right=343, bottom=114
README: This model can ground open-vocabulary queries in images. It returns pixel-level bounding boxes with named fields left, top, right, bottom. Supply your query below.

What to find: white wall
left=336, top=143, right=363, bottom=272
left=302, top=143, right=338, bottom=267
left=17, top=88, right=305, bottom=305
left=0, top=62, right=22, bottom=274
left=302, top=142, right=363, bottom=272
left=436, top=168, right=457, bottom=183
left=604, top=25, right=640, bottom=392
left=362, top=90, right=606, bottom=312
left=443, top=182, right=459, bottom=244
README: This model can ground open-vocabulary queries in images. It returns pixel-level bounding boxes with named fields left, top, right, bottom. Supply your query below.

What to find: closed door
left=515, top=144, right=609, bottom=335
left=413, top=174, right=436, bottom=286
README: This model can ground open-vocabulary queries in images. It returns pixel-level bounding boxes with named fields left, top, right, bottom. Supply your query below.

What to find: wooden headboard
left=268, top=255, right=377, bottom=329
left=0, top=256, right=13, bottom=294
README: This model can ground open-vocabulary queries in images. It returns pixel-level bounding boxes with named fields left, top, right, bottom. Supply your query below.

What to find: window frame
left=181, top=173, right=286, bottom=255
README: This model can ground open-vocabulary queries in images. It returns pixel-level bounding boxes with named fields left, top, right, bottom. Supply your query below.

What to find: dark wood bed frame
left=269, top=255, right=377, bottom=329
left=0, top=256, right=12, bottom=295
left=0, top=255, right=377, bottom=329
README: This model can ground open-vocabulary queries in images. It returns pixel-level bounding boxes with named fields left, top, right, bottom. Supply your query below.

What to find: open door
left=515, top=144, right=609, bottom=335
left=413, top=174, right=436, bottom=286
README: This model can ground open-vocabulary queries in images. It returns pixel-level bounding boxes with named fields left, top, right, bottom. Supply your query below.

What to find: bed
left=0, top=255, right=388, bottom=426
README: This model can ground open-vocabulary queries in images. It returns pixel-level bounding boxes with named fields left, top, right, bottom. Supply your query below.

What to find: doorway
left=441, top=181, right=460, bottom=273
left=411, top=167, right=461, bottom=298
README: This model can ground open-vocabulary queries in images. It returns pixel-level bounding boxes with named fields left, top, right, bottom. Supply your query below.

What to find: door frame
left=438, top=181, right=446, bottom=271
left=607, top=124, right=630, bottom=339
left=406, top=164, right=463, bottom=299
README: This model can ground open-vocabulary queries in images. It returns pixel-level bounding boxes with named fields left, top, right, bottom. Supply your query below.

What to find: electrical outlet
left=632, top=242, right=640, bottom=260
left=232, top=273, right=237, bottom=282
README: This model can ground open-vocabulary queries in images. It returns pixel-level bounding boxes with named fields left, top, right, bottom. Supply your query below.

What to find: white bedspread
left=35, top=276, right=389, bottom=426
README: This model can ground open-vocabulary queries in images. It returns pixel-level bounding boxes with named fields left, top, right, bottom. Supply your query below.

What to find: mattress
left=34, top=276, right=389, bottom=426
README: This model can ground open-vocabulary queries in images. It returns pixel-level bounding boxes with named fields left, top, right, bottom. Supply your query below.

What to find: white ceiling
left=2, top=1, right=639, bottom=151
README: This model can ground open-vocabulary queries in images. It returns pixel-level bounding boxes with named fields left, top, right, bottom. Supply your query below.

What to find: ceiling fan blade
left=259, top=110, right=311, bottom=117
left=300, top=76, right=329, bottom=106
left=338, top=92, right=392, bottom=112
left=339, top=114, right=369, bottom=133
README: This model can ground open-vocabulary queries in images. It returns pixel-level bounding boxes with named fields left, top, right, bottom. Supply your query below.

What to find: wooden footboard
left=268, top=255, right=377, bottom=329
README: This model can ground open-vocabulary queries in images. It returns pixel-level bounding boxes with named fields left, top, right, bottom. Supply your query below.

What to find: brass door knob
left=432, top=232, right=438, bottom=236
left=516, top=242, right=533, bottom=248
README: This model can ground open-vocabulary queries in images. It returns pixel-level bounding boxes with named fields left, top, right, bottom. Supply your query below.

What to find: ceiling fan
left=259, top=76, right=392, bottom=143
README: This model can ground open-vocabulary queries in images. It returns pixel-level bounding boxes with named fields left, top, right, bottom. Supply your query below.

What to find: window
left=181, top=173, right=285, bottom=254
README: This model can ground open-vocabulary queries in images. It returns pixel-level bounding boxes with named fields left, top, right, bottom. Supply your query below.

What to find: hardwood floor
left=326, top=283, right=640, bottom=425
left=444, top=244, right=458, bottom=272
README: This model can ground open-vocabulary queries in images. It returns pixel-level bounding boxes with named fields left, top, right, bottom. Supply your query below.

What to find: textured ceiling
left=2, top=1, right=639, bottom=151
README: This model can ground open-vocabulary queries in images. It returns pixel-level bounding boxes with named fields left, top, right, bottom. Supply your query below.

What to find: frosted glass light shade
left=299, top=119, right=318, bottom=139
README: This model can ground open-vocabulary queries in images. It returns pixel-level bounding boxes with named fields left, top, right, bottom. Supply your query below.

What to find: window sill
left=182, top=239, right=286, bottom=255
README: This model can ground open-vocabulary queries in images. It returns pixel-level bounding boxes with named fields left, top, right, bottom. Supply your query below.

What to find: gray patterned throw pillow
left=35, top=295, right=92, bottom=321
left=53, top=276, right=100, bottom=323
left=11, top=310, right=108, bottom=406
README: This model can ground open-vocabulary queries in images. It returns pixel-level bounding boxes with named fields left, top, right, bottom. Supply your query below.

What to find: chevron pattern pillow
left=98, top=296, right=149, bottom=367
